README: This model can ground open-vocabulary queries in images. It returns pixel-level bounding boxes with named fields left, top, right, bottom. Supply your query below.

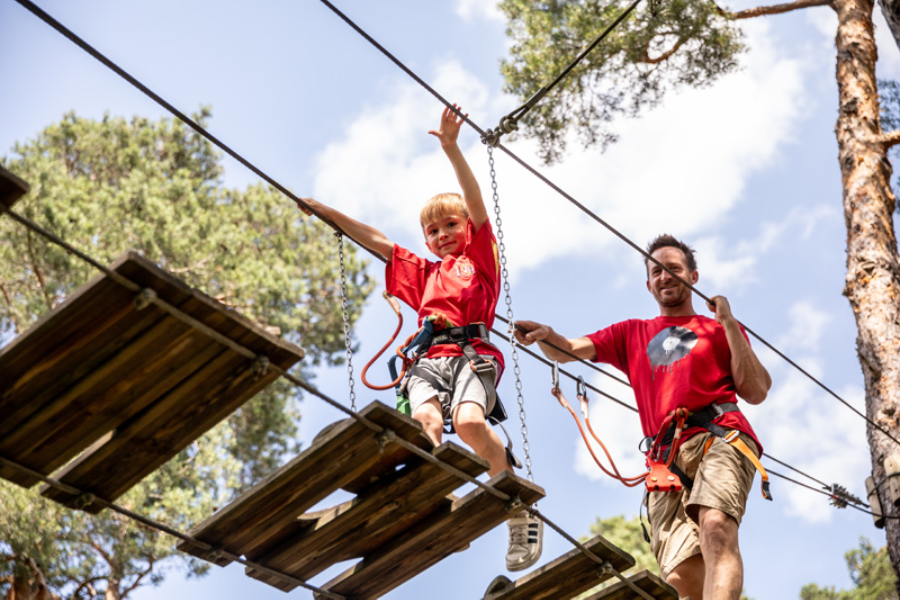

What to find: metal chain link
left=486, top=145, right=533, bottom=482
left=336, top=232, right=357, bottom=412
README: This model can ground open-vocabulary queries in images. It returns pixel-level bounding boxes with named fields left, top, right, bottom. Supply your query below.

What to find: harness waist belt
left=657, top=401, right=739, bottom=447
left=420, top=323, right=491, bottom=352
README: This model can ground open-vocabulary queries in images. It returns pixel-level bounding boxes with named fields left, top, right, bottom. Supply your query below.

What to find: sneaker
left=506, top=510, right=543, bottom=571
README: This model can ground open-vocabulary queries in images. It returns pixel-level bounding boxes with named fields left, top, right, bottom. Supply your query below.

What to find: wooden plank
left=245, top=442, right=487, bottom=586
left=0, top=278, right=152, bottom=439
left=0, top=164, right=29, bottom=208
left=316, top=470, right=546, bottom=599
left=583, top=570, right=678, bottom=600
left=177, top=402, right=434, bottom=564
left=482, top=534, right=635, bottom=600
left=3, top=319, right=228, bottom=487
left=40, top=323, right=262, bottom=510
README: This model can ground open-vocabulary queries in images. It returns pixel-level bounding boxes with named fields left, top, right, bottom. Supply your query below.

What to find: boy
left=298, top=104, right=543, bottom=571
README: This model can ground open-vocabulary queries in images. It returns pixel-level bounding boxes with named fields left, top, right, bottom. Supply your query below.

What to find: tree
left=0, top=110, right=373, bottom=599
left=801, top=537, right=898, bottom=599
left=500, top=0, right=900, bottom=585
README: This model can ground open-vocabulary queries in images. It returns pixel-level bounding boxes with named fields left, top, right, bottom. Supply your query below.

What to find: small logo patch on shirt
left=455, top=258, right=476, bottom=279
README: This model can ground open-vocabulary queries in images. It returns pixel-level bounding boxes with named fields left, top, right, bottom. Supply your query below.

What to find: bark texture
left=834, top=0, right=900, bottom=583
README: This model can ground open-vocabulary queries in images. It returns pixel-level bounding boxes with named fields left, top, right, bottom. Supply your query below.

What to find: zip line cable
left=9, top=0, right=881, bottom=528
left=312, top=0, right=900, bottom=449
left=0, top=204, right=658, bottom=600
left=482, top=0, right=643, bottom=146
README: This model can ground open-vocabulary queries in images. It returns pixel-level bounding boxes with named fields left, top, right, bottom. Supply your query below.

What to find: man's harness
left=642, top=402, right=772, bottom=501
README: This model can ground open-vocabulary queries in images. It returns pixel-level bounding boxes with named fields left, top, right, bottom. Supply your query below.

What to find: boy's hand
left=428, top=104, right=465, bottom=147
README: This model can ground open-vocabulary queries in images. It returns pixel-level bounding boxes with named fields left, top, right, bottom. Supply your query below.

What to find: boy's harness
left=643, top=402, right=772, bottom=501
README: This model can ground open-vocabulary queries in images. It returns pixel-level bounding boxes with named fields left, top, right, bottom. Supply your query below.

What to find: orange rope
left=360, top=292, right=409, bottom=391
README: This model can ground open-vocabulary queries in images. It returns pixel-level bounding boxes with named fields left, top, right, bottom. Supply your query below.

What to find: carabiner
left=576, top=375, right=588, bottom=399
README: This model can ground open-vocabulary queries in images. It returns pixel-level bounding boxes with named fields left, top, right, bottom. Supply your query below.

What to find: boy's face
left=423, top=213, right=467, bottom=259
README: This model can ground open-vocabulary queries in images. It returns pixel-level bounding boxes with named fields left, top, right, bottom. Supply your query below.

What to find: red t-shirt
left=586, top=315, right=762, bottom=453
left=386, top=219, right=504, bottom=372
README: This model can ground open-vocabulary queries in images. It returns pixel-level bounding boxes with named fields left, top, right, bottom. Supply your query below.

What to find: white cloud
left=693, top=204, right=836, bottom=291
left=314, top=20, right=811, bottom=280
left=455, top=0, right=504, bottom=22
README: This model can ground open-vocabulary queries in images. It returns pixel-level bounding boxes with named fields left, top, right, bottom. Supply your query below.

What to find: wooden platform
left=179, top=401, right=546, bottom=599
left=0, top=164, right=29, bottom=209
left=482, top=533, right=635, bottom=600
left=583, top=570, right=678, bottom=600
left=0, top=251, right=304, bottom=512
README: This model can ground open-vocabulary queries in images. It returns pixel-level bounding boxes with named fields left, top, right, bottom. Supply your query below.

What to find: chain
left=336, top=232, right=357, bottom=412
left=486, top=145, right=533, bottom=482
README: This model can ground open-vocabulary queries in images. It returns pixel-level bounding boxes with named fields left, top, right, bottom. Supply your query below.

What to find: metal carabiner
left=576, top=375, right=589, bottom=417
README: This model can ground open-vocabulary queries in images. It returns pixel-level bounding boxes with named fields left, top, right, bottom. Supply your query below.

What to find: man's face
left=423, top=213, right=466, bottom=259
left=646, top=246, right=698, bottom=309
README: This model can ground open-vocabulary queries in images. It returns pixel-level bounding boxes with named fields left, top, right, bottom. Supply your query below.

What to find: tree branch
left=713, top=0, right=834, bottom=19
left=880, top=129, right=900, bottom=149
left=118, top=555, right=154, bottom=599
left=639, top=36, right=688, bottom=64
left=25, top=230, right=54, bottom=310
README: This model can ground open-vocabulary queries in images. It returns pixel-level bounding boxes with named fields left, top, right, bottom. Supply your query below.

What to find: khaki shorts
left=648, top=431, right=758, bottom=579
left=406, top=356, right=496, bottom=421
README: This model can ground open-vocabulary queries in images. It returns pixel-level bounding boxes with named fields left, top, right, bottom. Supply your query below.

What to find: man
left=515, top=234, right=770, bottom=599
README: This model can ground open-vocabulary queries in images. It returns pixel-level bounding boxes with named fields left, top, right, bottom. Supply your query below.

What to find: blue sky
left=1, top=0, right=896, bottom=598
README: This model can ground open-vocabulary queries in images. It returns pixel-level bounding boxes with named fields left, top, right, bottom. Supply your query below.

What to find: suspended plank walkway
left=178, top=400, right=546, bottom=599
left=0, top=251, right=304, bottom=513
left=0, top=163, right=29, bottom=209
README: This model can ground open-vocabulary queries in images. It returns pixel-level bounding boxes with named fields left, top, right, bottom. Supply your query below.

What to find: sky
left=1, top=0, right=898, bottom=598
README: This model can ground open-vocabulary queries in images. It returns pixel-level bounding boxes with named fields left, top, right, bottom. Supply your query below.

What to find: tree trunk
left=834, top=0, right=900, bottom=585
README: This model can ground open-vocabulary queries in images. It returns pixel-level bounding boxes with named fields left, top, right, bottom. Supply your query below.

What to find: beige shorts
left=647, top=431, right=759, bottom=579
left=406, top=356, right=497, bottom=421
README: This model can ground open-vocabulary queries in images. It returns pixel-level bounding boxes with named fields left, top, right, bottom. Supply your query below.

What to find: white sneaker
left=506, top=510, right=543, bottom=571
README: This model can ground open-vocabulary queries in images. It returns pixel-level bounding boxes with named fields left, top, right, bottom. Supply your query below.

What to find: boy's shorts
left=648, top=430, right=758, bottom=579
left=406, top=355, right=497, bottom=422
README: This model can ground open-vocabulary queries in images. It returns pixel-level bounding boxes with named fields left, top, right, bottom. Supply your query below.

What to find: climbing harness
left=642, top=402, right=773, bottom=501
left=336, top=232, right=357, bottom=412
left=550, top=365, right=646, bottom=487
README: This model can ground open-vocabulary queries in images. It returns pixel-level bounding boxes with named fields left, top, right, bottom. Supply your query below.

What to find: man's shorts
left=406, top=356, right=497, bottom=422
left=647, top=431, right=759, bottom=579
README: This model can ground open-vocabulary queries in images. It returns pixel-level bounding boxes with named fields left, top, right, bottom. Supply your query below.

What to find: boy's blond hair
left=419, top=193, right=468, bottom=230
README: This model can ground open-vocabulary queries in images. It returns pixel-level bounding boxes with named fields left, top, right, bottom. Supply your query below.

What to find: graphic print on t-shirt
left=647, top=326, right=698, bottom=377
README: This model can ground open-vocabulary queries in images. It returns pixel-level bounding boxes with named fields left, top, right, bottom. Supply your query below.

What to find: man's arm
left=428, top=104, right=489, bottom=230
left=707, top=296, right=772, bottom=405
left=298, top=197, right=394, bottom=261
left=514, top=320, right=597, bottom=363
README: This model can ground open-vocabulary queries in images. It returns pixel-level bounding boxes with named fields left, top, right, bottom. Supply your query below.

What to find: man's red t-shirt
left=586, top=314, right=762, bottom=453
left=386, top=219, right=504, bottom=372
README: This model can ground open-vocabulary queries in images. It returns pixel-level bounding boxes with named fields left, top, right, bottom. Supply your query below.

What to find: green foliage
left=800, top=537, right=899, bottom=600
left=0, top=110, right=374, bottom=598
left=500, top=0, right=745, bottom=163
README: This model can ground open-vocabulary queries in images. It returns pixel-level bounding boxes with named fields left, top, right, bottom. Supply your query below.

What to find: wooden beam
left=317, top=471, right=546, bottom=599
left=178, top=402, right=434, bottom=565
left=583, top=570, right=678, bottom=600
left=0, top=164, right=29, bottom=209
left=245, top=442, right=487, bottom=587
left=482, top=533, right=636, bottom=600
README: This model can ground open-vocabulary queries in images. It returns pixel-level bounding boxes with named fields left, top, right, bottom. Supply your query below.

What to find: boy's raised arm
left=428, top=104, right=489, bottom=230
left=298, top=197, right=394, bottom=261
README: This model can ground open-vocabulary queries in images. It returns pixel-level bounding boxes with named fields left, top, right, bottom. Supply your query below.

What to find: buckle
left=470, top=359, right=494, bottom=374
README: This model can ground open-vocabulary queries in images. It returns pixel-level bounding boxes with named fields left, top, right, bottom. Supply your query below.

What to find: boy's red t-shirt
left=386, top=219, right=504, bottom=372
left=585, top=314, right=762, bottom=453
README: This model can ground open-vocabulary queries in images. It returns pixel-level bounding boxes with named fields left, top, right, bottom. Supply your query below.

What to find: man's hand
left=706, top=295, right=735, bottom=325
left=428, top=104, right=465, bottom=147
left=514, top=320, right=552, bottom=346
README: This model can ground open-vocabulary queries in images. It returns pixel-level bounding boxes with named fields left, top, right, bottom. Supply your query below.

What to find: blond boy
left=300, top=105, right=542, bottom=571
